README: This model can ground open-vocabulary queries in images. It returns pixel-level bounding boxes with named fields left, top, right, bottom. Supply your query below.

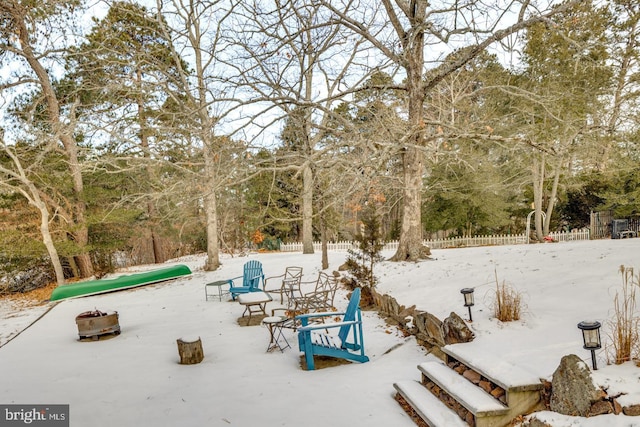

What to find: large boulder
left=550, top=354, right=602, bottom=416
left=414, top=311, right=445, bottom=347
left=443, top=312, right=475, bottom=344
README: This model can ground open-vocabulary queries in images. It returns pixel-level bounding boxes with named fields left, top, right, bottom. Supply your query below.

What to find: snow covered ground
left=2, top=239, right=640, bottom=426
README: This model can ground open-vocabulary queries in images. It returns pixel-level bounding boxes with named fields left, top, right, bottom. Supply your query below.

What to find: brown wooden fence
left=590, top=210, right=640, bottom=239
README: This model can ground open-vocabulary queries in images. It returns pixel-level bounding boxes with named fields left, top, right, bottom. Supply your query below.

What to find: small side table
left=205, top=280, right=231, bottom=301
left=237, top=291, right=273, bottom=324
left=262, top=316, right=290, bottom=352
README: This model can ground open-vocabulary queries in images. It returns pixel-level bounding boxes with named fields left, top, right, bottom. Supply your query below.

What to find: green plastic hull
left=50, top=264, right=192, bottom=301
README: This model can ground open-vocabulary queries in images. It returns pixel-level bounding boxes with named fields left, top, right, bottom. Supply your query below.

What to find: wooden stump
left=177, top=336, right=204, bottom=364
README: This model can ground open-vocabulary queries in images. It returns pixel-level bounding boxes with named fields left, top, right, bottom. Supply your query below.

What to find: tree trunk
left=320, top=201, right=328, bottom=269
left=31, top=183, right=65, bottom=285
left=148, top=201, right=166, bottom=263
left=302, top=162, right=314, bottom=254
left=202, top=133, right=221, bottom=271
left=177, top=337, right=204, bottom=364
left=73, top=251, right=93, bottom=279
left=389, top=0, right=427, bottom=261
left=204, top=188, right=221, bottom=271
left=137, top=76, right=165, bottom=265
left=532, top=157, right=545, bottom=242
left=544, top=164, right=562, bottom=236
left=392, top=146, right=425, bottom=260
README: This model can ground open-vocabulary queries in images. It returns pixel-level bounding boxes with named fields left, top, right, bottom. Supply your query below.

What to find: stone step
left=394, top=380, right=469, bottom=427
left=442, top=344, right=543, bottom=393
left=418, top=361, right=509, bottom=418
left=394, top=348, right=545, bottom=427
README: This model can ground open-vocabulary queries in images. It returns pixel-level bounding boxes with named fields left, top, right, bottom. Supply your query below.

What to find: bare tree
left=599, top=0, right=640, bottom=171
left=0, top=139, right=65, bottom=285
left=153, top=0, right=244, bottom=270
left=224, top=0, right=375, bottom=256
left=320, top=0, right=583, bottom=260
left=0, top=0, right=94, bottom=278
left=515, top=0, right=612, bottom=240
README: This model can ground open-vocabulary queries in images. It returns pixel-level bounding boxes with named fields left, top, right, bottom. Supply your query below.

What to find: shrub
left=345, top=201, right=384, bottom=290
left=606, top=266, right=640, bottom=365
left=493, top=272, right=523, bottom=322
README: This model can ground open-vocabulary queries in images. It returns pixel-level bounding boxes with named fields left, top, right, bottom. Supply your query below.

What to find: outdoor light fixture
left=577, top=321, right=602, bottom=370
left=460, top=288, right=475, bottom=322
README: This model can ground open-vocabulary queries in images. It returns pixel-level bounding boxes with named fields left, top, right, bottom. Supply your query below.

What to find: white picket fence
left=278, top=229, right=590, bottom=252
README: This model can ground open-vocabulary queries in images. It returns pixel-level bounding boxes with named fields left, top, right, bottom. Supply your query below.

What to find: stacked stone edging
left=446, top=358, right=508, bottom=405
left=394, top=393, right=431, bottom=427
left=423, top=378, right=476, bottom=426
left=371, top=287, right=474, bottom=354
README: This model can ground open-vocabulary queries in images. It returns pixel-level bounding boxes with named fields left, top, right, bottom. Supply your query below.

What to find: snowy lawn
left=2, top=239, right=640, bottom=426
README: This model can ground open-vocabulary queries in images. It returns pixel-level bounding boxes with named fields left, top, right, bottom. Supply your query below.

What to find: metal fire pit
left=75, top=310, right=120, bottom=340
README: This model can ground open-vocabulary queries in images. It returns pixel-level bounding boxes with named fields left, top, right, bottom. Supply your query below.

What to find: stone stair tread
left=443, top=344, right=543, bottom=392
left=419, top=361, right=509, bottom=416
left=394, top=380, right=469, bottom=427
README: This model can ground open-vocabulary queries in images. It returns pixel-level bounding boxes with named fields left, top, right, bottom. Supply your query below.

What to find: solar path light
left=460, top=288, right=475, bottom=322
left=577, top=321, right=602, bottom=370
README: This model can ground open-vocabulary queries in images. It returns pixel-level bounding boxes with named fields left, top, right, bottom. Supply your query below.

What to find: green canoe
left=50, top=264, right=192, bottom=301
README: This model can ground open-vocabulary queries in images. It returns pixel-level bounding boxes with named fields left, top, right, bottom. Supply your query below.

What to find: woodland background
left=1, top=0, right=639, bottom=290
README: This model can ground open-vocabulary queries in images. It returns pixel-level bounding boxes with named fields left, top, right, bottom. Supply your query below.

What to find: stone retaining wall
left=371, top=288, right=474, bottom=357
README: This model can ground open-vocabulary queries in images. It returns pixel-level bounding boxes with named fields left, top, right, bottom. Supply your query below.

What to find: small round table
left=205, top=280, right=230, bottom=302
left=262, top=316, right=291, bottom=352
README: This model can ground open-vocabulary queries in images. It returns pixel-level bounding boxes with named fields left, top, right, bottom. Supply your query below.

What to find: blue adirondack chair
left=228, top=260, right=265, bottom=300
left=296, top=287, right=369, bottom=370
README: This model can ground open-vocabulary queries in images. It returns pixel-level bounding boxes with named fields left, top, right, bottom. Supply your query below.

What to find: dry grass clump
left=493, top=271, right=523, bottom=322
left=606, top=266, right=640, bottom=365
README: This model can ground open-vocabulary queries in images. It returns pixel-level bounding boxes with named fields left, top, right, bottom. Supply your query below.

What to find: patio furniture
left=237, top=291, right=272, bottom=324
left=291, top=271, right=338, bottom=313
left=612, top=219, right=638, bottom=239
left=264, top=266, right=303, bottom=304
left=205, top=280, right=231, bottom=301
left=270, top=307, right=304, bottom=332
left=262, top=316, right=291, bottom=352
left=228, top=260, right=265, bottom=300
left=296, top=287, right=369, bottom=370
